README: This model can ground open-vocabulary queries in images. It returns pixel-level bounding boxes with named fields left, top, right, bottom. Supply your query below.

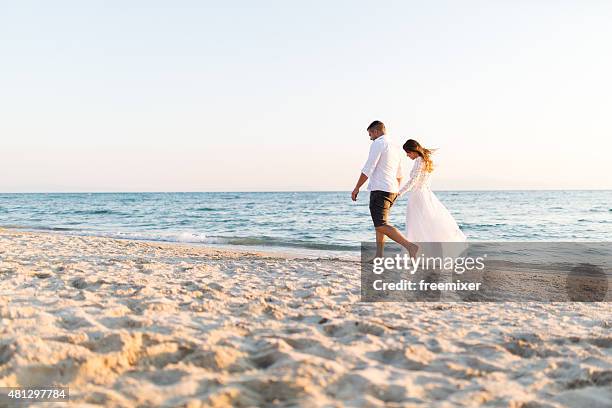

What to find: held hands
left=351, top=188, right=359, bottom=201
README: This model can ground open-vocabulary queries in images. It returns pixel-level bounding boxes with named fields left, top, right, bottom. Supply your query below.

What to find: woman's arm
left=398, top=158, right=425, bottom=196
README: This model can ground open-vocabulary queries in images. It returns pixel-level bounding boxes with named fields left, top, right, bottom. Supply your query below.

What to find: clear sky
left=1, top=1, right=611, bottom=192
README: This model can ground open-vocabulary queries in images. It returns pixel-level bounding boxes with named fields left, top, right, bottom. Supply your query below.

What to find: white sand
left=0, top=229, right=611, bottom=407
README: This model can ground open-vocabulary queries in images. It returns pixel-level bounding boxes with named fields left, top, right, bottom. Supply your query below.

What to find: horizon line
left=1, top=188, right=611, bottom=194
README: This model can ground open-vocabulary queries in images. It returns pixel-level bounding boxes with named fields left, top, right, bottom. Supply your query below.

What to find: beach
left=1, top=229, right=611, bottom=407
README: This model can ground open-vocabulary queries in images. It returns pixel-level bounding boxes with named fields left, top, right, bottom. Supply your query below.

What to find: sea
left=0, top=191, right=610, bottom=256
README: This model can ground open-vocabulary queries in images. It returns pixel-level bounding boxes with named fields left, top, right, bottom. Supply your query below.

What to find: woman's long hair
left=402, top=139, right=434, bottom=172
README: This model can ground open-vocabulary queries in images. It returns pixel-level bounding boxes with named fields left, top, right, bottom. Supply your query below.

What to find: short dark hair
left=367, top=120, right=385, bottom=133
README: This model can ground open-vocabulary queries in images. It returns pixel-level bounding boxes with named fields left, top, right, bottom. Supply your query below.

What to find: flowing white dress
left=399, top=157, right=466, bottom=244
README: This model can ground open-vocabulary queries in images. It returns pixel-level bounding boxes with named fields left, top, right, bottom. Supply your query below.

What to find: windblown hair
left=403, top=139, right=434, bottom=173
left=367, top=120, right=386, bottom=133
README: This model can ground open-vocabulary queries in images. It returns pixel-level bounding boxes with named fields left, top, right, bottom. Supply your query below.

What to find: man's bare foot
left=407, top=243, right=419, bottom=259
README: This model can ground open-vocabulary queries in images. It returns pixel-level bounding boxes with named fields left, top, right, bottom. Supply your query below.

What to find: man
left=352, top=120, right=418, bottom=258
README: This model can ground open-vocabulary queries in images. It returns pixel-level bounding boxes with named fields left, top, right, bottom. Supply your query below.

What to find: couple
left=351, top=120, right=466, bottom=258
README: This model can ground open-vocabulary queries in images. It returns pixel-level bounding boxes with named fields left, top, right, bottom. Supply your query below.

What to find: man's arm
left=352, top=173, right=368, bottom=201
left=353, top=141, right=382, bottom=201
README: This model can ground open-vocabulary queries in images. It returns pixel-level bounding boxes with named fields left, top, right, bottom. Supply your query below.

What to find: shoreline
left=0, top=226, right=360, bottom=261
left=1, top=229, right=611, bottom=406
left=0, top=227, right=358, bottom=261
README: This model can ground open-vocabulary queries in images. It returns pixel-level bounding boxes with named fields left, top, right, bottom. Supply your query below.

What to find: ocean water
left=0, top=191, right=609, bottom=254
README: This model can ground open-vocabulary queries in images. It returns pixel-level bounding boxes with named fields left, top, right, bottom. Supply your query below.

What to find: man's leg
left=376, top=224, right=419, bottom=258
left=369, top=190, right=417, bottom=258
left=375, top=229, right=386, bottom=258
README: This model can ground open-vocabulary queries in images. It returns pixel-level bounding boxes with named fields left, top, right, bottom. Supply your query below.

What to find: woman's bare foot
left=362, top=256, right=383, bottom=264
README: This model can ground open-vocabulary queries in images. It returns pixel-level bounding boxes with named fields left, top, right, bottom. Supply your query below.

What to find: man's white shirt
left=361, top=135, right=405, bottom=193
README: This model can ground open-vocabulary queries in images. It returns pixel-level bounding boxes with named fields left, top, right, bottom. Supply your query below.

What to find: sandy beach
left=0, top=228, right=611, bottom=407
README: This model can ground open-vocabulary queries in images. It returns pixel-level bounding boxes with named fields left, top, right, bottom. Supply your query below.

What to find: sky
left=1, top=1, right=611, bottom=192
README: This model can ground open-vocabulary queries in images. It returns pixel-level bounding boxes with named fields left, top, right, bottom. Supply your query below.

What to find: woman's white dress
left=399, top=157, right=466, bottom=243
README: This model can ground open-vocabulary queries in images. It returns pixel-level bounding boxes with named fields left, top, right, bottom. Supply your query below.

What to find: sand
left=0, top=229, right=611, bottom=407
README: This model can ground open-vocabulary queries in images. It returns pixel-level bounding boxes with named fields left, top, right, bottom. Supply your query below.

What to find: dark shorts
left=369, top=190, right=398, bottom=228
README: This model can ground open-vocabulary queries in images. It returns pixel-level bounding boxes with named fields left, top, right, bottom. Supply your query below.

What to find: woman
left=399, top=139, right=466, bottom=243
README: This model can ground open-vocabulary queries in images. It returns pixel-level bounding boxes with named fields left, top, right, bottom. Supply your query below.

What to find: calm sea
left=0, top=191, right=610, bottom=254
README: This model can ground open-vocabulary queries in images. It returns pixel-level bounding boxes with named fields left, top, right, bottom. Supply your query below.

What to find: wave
left=71, top=209, right=115, bottom=215
left=1, top=224, right=357, bottom=252
left=460, top=223, right=508, bottom=229
left=104, top=232, right=357, bottom=252
left=588, top=208, right=607, bottom=212
left=1, top=225, right=74, bottom=232
left=577, top=218, right=610, bottom=223
left=217, top=236, right=358, bottom=251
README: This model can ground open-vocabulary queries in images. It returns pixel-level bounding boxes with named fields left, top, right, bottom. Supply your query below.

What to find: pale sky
left=1, top=1, right=611, bottom=192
